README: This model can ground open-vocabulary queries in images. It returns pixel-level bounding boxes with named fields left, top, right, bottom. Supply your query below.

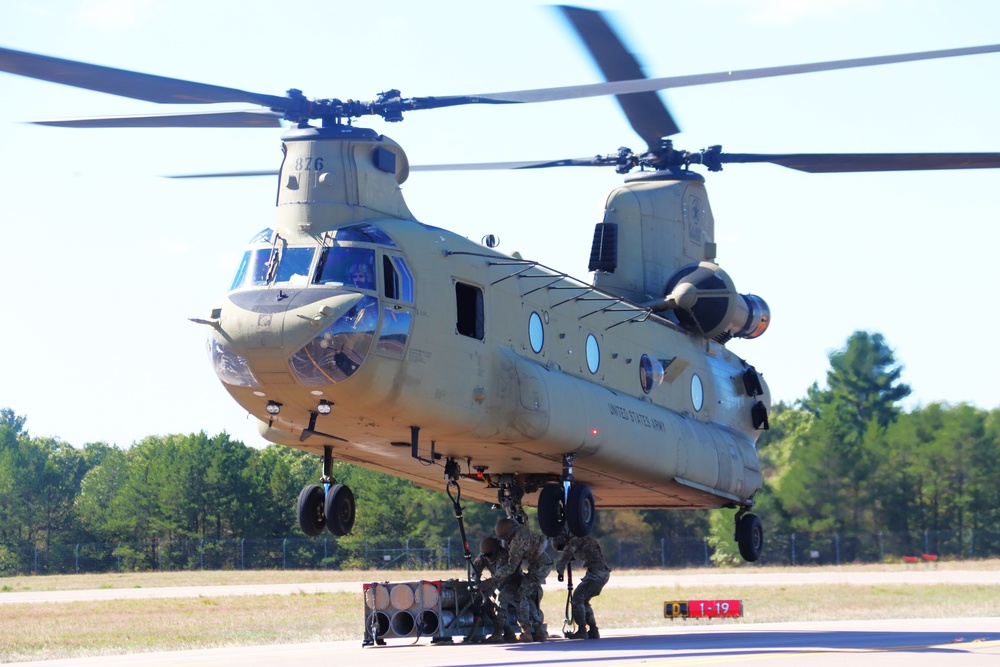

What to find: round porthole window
left=528, top=312, right=544, bottom=353
left=639, top=355, right=664, bottom=393
left=691, top=374, right=704, bottom=411
left=586, top=334, right=600, bottom=374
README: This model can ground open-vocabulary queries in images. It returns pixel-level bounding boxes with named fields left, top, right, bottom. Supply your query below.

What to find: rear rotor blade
left=720, top=152, right=1000, bottom=173
left=413, top=157, right=606, bottom=171
left=560, top=5, right=680, bottom=145
left=459, top=42, right=1000, bottom=105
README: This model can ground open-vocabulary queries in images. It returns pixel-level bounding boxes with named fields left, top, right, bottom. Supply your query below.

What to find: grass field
left=2, top=561, right=999, bottom=663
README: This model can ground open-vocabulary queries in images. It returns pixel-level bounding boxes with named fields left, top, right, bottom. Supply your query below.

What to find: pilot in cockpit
left=348, top=261, right=375, bottom=290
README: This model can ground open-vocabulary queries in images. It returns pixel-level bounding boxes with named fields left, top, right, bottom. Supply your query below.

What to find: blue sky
left=1, top=0, right=998, bottom=448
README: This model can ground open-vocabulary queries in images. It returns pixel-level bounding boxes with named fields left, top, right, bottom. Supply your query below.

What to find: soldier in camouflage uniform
left=473, top=536, right=521, bottom=643
left=554, top=534, right=611, bottom=639
left=492, top=517, right=553, bottom=642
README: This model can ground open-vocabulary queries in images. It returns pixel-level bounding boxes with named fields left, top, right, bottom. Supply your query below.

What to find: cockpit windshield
left=314, top=247, right=377, bottom=290
left=228, top=225, right=393, bottom=293
left=274, top=247, right=314, bottom=286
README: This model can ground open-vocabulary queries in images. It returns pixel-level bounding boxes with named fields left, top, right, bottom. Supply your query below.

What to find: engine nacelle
left=654, top=262, right=770, bottom=342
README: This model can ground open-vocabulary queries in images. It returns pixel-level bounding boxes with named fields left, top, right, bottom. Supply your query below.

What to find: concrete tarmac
left=3, top=570, right=998, bottom=665
left=3, top=618, right=998, bottom=666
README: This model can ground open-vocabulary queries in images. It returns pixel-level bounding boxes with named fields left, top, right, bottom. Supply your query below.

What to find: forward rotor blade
left=5, top=39, right=999, bottom=126
left=721, top=152, right=1000, bottom=173
left=165, top=151, right=1000, bottom=179
left=0, top=46, right=296, bottom=109
left=28, top=110, right=282, bottom=128
left=166, top=169, right=279, bottom=179
left=167, top=157, right=607, bottom=178
left=458, top=42, right=1000, bottom=106
left=560, top=6, right=680, bottom=146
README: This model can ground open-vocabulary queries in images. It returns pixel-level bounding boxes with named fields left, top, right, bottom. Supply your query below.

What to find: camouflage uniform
left=554, top=535, right=610, bottom=638
left=493, top=521, right=553, bottom=639
left=473, top=539, right=521, bottom=641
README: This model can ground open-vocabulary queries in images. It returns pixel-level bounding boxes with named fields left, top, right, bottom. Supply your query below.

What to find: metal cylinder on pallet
left=390, top=610, right=416, bottom=636
left=416, top=609, right=439, bottom=635
left=367, top=611, right=390, bottom=638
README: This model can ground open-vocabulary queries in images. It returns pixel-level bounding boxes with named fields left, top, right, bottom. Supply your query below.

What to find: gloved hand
left=557, top=572, right=564, bottom=582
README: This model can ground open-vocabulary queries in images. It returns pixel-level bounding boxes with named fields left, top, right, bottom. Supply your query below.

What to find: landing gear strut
left=297, top=445, right=356, bottom=537
left=734, top=507, right=763, bottom=562
left=495, top=474, right=527, bottom=524
left=537, top=455, right=596, bottom=537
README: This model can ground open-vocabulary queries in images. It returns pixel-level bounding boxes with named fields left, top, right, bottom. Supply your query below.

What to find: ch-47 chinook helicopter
left=3, top=7, right=1000, bottom=564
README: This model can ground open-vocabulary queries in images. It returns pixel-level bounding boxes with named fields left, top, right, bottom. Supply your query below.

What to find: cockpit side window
left=382, top=255, right=414, bottom=302
left=383, top=255, right=399, bottom=300
left=314, top=246, right=377, bottom=290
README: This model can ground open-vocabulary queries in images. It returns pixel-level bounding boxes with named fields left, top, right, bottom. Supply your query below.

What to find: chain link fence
left=2, top=529, right=997, bottom=576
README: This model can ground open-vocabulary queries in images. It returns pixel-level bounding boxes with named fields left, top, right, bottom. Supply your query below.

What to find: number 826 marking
left=294, top=157, right=325, bottom=171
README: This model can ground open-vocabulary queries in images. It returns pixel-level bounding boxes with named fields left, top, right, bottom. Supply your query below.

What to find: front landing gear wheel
left=537, top=484, right=566, bottom=537
left=297, top=484, right=326, bottom=536
left=736, top=512, right=764, bottom=562
left=324, top=483, right=356, bottom=536
left=566, top=484, right=596, bottom=536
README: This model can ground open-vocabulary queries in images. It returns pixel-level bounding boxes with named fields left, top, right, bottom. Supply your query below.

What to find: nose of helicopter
left=221, top=289, right=364, bottom=355
left=209, top=289, right=381, bottom=406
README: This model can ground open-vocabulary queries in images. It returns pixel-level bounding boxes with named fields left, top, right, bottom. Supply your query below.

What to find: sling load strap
left=563, top=563, right=575, bottom=633
left=446, top=477, right=488, bottom=642
left=446, top=478, right=476, bottom=582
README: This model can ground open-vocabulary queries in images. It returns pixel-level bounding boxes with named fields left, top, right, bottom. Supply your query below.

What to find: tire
left=325, top=483, right=356, bottom=536
left=537, top=484, right=566, bottom=537
left=736, top=513, right=764, bottom=562
left=297, top=484, right=326, bottom=536
left=566, top=484, right=596, bottom=536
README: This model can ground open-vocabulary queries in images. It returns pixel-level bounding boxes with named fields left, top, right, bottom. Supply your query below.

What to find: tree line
left=2, top=330, right=999, bottom=574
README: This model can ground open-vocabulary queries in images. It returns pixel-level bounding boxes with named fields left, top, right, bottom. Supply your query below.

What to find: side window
left=382, top=255, right=414, bottom=302
left=383, top=255, right=399, bottom=300
left=455, top=282, right=484, bottom=340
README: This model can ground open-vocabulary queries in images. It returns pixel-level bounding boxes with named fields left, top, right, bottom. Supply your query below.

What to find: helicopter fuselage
left=206, top=125, right=768, bottom=511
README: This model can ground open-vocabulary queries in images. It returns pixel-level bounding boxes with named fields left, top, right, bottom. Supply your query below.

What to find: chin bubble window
left=289, top=296, right=379, bottom=385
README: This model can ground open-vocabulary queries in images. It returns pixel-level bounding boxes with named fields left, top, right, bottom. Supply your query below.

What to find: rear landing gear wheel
left=736, top=512, right=763, bottom=562
left=297, top=484, right=326, bottom=536
left=324, top=483, right=356, bottom=536
left=566, top=484, right=596, bottom=536
left=537, top=484, right=566, bottom=537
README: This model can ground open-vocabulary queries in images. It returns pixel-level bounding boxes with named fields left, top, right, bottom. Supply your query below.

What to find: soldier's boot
left=585, top=609, right=600, bottom=639
left=565, top=611, right=588, bottom=639
left=484, top=619, right=506, bottom=643
left=503, top=628, right=518, bottom=643
left=532, top=626, right=547, bottom=642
